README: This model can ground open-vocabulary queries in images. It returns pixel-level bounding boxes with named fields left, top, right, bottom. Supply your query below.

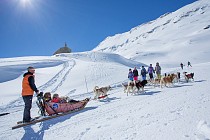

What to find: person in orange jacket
left=22, top=66, right=39, bottom=123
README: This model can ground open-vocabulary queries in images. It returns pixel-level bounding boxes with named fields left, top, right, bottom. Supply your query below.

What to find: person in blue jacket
left=128, top=68, right=134, bottom=81
left=141, top=66, right=147, bottom=80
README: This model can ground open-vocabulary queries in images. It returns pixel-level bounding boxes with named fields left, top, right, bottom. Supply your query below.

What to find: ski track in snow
left=38, top=59, right=75, bottom=92
left=0, top=59, right=75, bottom=115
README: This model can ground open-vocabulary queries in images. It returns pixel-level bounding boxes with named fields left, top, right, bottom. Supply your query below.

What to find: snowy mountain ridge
left=93, top=0, right=210, bottom=67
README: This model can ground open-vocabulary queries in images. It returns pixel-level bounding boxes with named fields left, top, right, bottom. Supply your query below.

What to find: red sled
left=45, top=99, right=89, bottom=115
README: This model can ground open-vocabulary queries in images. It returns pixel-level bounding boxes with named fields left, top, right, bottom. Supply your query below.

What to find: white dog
left=122, top=81, right=136, bottom=96
left=93, top=86, right=111, bottom=99
left=127, top=81, right=135, bottom=95
left=122, top=82, right=129, bottom=93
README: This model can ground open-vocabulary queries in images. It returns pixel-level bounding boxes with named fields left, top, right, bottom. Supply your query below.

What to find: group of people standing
left=128, top=62, right=162, bottom=82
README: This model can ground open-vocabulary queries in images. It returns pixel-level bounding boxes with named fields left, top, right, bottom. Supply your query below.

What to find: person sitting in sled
left=51, top=93, right=65, bottom=103
left=43, top=92, right=51, bottom=102
left=45, top=95, right=89, bottom=116
left=51, top=93, right=79, bottom=103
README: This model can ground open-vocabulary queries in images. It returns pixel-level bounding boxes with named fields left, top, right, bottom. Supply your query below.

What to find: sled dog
left=126, top=81, right=135, bottom=94
left=122, top=82, right=130, bottom=93
left=183, top=72, right=194, bottom=82
left=93, top=86, right=111, bottom=99
left=160, top=74, right=177, bottom=88
left=152, top=78, right=161, bottom=87
left=135, top=80, right=148, bottom=92
left=123, top=80, right=147, bottom=95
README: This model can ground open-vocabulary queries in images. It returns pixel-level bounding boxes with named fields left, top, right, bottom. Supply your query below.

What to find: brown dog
left=152, top=78, right=161, bottom=87
left=160, top=74, right=176, bottom=88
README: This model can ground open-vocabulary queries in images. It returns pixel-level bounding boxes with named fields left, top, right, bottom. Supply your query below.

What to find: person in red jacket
left=22, top=66, right=39, bottom=123
left=51, top=94, right=60, bottom=103
left=51, top=93, right=79, bottom=103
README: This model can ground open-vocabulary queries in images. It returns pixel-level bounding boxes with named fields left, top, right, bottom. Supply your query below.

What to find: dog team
left=93, top=62, right=194, bottom=99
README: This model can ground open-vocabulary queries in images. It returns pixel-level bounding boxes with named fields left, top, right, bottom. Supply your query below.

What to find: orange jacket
left=22, top=73, right=37, bottom=96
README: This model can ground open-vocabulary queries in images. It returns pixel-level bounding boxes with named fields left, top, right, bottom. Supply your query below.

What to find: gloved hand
left=37, top=91, right=43, bottom=97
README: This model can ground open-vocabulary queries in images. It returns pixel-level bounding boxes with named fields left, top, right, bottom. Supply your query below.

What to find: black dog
left=135, top=80, right=148, bottom=91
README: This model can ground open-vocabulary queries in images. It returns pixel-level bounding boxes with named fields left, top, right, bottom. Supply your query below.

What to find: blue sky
left=0, top=0, right=197, bottom=58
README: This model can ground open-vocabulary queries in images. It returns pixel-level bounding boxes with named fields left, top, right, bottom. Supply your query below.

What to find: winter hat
left=27, top=66, right=35, bottom=71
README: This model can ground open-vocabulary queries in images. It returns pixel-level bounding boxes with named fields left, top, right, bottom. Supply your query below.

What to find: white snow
left=0, top=51, right=210, bottom=140
left=1, top=0, right=210, bottom=139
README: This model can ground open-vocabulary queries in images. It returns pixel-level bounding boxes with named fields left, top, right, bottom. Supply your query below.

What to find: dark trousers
left=22, top=95, right=33, bottom=121
left=149, top=73, right=154, bottom=79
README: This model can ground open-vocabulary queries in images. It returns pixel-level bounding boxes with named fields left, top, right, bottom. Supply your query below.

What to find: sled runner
left=98, top=94, right=108, bottom=99
left=12, top=93, right=90, bottom=130
left=0, top=112, right=10, bottom=116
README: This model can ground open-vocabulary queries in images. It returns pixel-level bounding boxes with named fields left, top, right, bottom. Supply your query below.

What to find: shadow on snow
left=21, top=106, right=97, bottom=140
left=138, top=90, right=161, bottom=96
left=99, top=97, right=121, bottom=103
left=194, top=80, right=206, bottom=83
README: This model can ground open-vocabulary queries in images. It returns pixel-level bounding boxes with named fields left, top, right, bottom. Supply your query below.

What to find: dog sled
left=12, top=92, right=90, bottom=130
left=45, top=99, right=89, bottom=115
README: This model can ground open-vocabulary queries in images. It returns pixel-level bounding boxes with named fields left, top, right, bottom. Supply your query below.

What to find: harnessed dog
left=93, top=86, right=111, bottom=99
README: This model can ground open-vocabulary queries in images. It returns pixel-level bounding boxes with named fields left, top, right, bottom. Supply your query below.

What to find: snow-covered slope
left=0, top=52, right=144, bottom=106
left=0, top=54, right=210, bottom=140
left=93, top=0, right=210, bottom=67
left=50, top=52, right=145, bottom=98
